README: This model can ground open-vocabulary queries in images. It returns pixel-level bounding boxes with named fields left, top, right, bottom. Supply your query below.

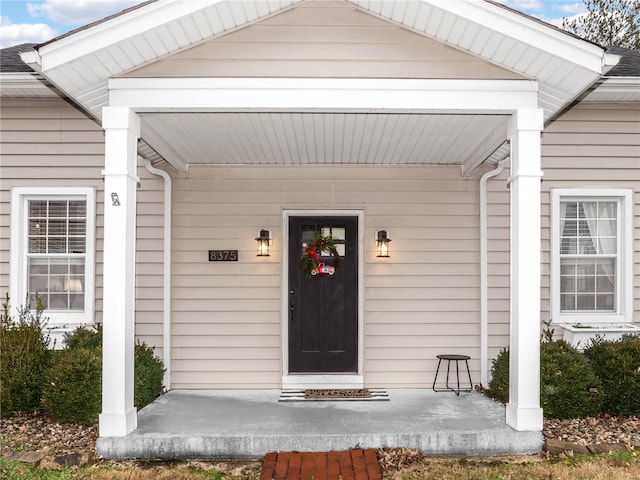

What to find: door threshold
left=282, top=374, right=363, bottom=389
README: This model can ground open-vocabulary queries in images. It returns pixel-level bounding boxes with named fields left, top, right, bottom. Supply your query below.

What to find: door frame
left=281, top=209, right=365, bottom=389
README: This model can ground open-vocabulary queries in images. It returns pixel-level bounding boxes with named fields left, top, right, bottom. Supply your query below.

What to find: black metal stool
left=432, top=354, right=473, bottom=396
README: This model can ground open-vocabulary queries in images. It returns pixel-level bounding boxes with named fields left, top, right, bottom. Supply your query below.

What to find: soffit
left=581, top=78, right=640, bottom=103
left=0, top=73, right=60, bottom=98
left=140, top=112, right=507, bottom=166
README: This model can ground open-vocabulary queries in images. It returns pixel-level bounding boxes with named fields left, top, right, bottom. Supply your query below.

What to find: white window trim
left=10, top=187, right=96, bottom=329
left=550, top=188, right=633, bottom=325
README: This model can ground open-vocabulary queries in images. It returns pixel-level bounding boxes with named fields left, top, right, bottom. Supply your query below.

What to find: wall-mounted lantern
left=256, top=229, right=271, bottom=256
left=376, top=230, right=391, bottom=258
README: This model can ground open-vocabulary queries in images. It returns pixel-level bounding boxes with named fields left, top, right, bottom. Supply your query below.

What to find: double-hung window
left=10, top=188, right=95, bottom=328
left=551, top=189, right=632, bottom=325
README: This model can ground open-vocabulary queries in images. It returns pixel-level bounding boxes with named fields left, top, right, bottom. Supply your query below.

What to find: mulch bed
left=543, top=415, right=640, bottom=447
left=1, top=412, right=98, bottom=457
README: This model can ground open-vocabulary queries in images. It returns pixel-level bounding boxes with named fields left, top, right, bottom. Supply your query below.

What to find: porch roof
left=20, top=0, right=616, bottom=173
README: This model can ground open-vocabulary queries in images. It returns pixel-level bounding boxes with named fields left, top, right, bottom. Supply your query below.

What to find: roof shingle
left=0, top=43, right=36, bottom=73
left=606, top=46, right=640, bottom=77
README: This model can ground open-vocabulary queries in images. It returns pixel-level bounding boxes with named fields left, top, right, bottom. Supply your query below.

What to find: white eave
left=581, top=77, right=640, bottom=103
left=0, top=72, right=60, bottom=98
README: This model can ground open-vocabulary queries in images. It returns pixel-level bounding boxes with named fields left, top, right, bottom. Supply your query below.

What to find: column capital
left=102, top=106, right=141, bottom=135
left=509, top=108, right=544, bottom=178
left=508, top=108, right=544, bottom=136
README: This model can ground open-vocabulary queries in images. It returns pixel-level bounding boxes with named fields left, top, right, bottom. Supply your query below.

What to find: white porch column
left=506, top=108, right=544, bottom=432
left=99, top=107, right=140, bottom=437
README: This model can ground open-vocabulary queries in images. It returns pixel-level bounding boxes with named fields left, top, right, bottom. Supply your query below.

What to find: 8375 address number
left=208, top=250, right=238, bottom=262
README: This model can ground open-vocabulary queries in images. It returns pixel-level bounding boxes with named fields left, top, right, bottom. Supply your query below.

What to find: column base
left=506, top=403, right=543, bottom=431
left=99, top=408, right=137, bottom=437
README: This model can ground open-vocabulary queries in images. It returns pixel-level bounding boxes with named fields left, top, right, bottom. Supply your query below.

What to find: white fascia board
left=427, top=0, right=606, bottom=74
left=603, top=53, right=622, bottom=74
left=109, top=78, right=539, bottom=113
left=36, top=0, right=214, bottom=71
left=19, top=50, right=41, bottom=70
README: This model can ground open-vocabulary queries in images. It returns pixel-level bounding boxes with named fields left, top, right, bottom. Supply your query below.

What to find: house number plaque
left=209, top=250, right=238, bottom=262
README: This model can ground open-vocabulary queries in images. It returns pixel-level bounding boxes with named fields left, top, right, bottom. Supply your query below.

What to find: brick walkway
left=260, top=449, right=382, bottom=480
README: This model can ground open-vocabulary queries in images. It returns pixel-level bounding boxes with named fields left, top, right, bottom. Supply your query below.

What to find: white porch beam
left=506, top=108, right=544, bottom=432
left=108, top=78, right=539, bottom=113
left=99, top=106, right=141, bottom=437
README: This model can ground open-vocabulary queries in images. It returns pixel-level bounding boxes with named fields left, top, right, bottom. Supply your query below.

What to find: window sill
left=560, top=323, right=640, bottom=351
left=553, top=313, right=628, bottom=325
left=45, top=323, right=93, bottom=350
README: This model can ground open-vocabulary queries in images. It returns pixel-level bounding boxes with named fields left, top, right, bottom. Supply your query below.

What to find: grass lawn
left=2, top=451, right=640, bottom=480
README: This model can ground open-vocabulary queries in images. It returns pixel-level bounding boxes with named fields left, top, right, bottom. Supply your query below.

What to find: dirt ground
left=2, top=413, right=640, bottom=479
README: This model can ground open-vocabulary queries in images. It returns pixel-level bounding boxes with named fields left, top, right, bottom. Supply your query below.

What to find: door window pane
left=302, top=224, right=346, bottom=257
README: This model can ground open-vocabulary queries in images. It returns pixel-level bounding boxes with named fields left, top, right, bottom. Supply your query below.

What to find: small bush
left=0, top=294, right=50, bottom=416
left=135, top=342, right=165, bottom=409
left=41, top=325, right=164, bottom=424
left=584, top=335, right=640, bottom=416
left=540, top=340, right=602, bottom=419
left=63, top=324, right=102, bottom=350
left=486, top=340, right=602, bottom=419
left=486, top=348, right=509, bottom=403
left=42, top=347, right=102, bottom=425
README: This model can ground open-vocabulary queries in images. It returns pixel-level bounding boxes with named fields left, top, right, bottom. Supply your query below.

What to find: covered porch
left=96, top=389, right=543, bottom=459
left=20, top=0, right=614, bottom=455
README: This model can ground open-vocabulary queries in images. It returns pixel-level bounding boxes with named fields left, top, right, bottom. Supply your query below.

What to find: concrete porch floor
left=96, top=389, right=543, bottom=460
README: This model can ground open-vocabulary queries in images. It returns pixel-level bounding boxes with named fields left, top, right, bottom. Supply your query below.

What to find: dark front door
left=288, top=216, right=358, bottom=373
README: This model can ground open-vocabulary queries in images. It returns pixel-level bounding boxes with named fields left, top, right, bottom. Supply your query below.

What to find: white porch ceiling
left=141, top=112, right=506, bottom=166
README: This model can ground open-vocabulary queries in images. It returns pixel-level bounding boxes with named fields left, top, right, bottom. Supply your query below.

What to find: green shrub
left=584, top=335, right=640, bottom=416
left=63, top=324, right=102, bottom=350
left=486, top=348, right=509, bottom=403
left=135, top=342, right=165, bottom=409
left=0, top=294, right=51, bottom=416
left=41, top=324, right=164, bottom=424
left=486, top=340, right=602, bottom=419
left=42, top=346, right=102, bottom=425
left=540, top=340, right=602, bottom=419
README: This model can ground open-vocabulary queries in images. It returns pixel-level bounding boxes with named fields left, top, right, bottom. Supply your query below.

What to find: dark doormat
left=279, top=389, right=389, bottom=402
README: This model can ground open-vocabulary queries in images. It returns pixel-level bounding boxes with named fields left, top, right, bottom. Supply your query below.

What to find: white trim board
left=109, top=78, right=539, bottom=113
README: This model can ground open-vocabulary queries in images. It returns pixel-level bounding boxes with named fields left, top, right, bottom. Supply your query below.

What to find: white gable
left=22, top=0, right=612, bottom=121
left=124, top=1, right=523, bottom=81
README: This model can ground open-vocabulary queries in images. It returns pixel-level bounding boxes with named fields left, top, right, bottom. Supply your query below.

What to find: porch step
left=279, top=389, right=390, bottom=402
